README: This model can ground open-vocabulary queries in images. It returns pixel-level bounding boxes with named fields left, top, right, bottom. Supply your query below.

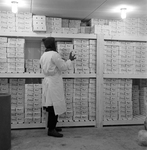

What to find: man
left=40, top=37, right=76, bottom=137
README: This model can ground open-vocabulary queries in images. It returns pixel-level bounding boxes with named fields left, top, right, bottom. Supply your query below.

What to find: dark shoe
left=48, top=129, right=63, bottom=137
left=56, top=127, right=62, bottom=132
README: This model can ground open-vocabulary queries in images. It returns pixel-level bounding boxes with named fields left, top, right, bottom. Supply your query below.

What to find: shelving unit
left=1, top=31, right=147, bottom=128
left=0, top=31, right=98, bottom=129
left=98, top=35, right=147, bottom=127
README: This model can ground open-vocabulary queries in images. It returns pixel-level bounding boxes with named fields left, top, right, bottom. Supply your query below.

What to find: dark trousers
left=46, top=106, right=58, bottom=131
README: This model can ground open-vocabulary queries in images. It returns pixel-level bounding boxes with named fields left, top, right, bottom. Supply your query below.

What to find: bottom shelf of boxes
left=103, top=78, right=147, bottom=126
left=7, top=78, right=96, bottom=129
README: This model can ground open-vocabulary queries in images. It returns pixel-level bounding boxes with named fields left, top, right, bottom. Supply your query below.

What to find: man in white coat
left=40, top=37, right=76, bottom=137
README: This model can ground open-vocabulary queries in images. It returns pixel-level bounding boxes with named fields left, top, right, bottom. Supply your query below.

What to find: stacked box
left=103, top=79, right=133, bottom=121
left=89, top=40, right=96, bottom=73
left=66, top=19, right=81, bottom=34
left=0, top=37, right=8, bottom=72
left=33, top=84, right=42, bottom=123
left=25, top=84, right=42, bottom=123
left=33, top=15, right=46, bottom=32
left=91, top=25, right=111, bottom=36
left=57, top=41, right=73, bottom=60
left=25, top=59, right=33, bottom=73
left=7, top=38, right=25, bottom=73
left=10, top=79, right=25, bottom=124
left=58, top=79, right=74, bottom=122
left=57, top=41, right=74, bottom=74
left=73, top=39, right=83, bottom=74
left=103, top=79, right=111, bottom=121
left=46, top=17, right=62, bottom=33
left=62, top=19, right=69, bottom=28
left=73, top=79, right=89, bottom=121
left=139, top=80, right=147, bottom=115
left=109, top=20, right=125, bottom=36
left=132, top=85, right=140, bottom=116
left=118, top=79, right=133, bottom=120
left=24, top=84, right=34, bottom=123
left=89, top=18, right=108, bottom=26
left=91, top=17, right=147, bottom=36
left=88, top=18, right=147, bottom=36
left=139, top=87, right=147, bottom=115
left=80, top=79, right=89, bottom=121
left=109, top=20, right=118, bottom=36
left=104, top=41, right=147, bottom=74
left=88, top=79, right=96, bottom=120
left=73, top=39, right=94, bottom=74
left=103, top=41, right=112, bottom=73
left=138, top=18, right=147, bottom=36
left=33, top=59, right=41, bottom=73
left=119, top=42, right=134, bottom=74
left=59, top=78, right=96, bottom=122
left=73, top=79, right=81, bottom=121
left=16, top=12, right=32, bottom=32
left=80, top=26, right=91, bottom=34
left=104, top=41, right=135, bottom=74
left=26, top=59, right=41, bottom=73
left=61, top=19, right=82, bottom=34
left=0, top=11, right=16, bottom=32
left=124, top=18, right=138, bottom=36
left=103, top=79, right=119, bottom=121
left=116, top=20, right=125, bottom=36
left=0, top=78, right=9, bottom=94
left=134, top=42, right=147, bottom=74
left=16, top=79, right=25, bottom=124
left=69, top=19, right=81, bottom=28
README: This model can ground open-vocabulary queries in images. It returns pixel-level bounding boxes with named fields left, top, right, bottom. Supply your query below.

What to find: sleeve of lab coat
left=52, top=52, right=72, bottom=71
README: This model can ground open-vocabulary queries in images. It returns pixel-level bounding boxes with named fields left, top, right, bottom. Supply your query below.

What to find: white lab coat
left=40, top=51, right=72, bottom=115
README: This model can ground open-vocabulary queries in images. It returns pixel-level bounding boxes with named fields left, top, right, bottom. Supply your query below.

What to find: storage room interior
left=1, top=0, right=147, bottom=150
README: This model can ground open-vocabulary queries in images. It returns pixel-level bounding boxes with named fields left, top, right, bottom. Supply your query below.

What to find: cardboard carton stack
left=10, top=79, right=25, bottom=124
left=25, top=84, right=42, bottom=123
left=16, top=12, right=32, bottom=32
left=46, top=17, right=62, bottom=33
left=103, top=79, right=133, bottom=121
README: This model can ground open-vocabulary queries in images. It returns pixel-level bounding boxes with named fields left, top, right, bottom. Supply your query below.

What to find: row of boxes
left=0, top=11, right=32, bottom=32
left=104, top=78, right=133, bottom=121
left=0, top=37, right=25, bottom=73
left=104, top=41, right=147, bottom=74
left=0, top=78, right=96, bottom=123
left=89, top=18, right=147, bottom=36
left=61, top=78, right=96, bottom=122
left=25, top=59, right=41, bottom=73
left=56, top=39, right=96, bottom=74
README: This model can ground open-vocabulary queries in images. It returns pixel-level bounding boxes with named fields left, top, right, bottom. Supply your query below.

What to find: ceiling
left=1, top=0, right=147, bottom=20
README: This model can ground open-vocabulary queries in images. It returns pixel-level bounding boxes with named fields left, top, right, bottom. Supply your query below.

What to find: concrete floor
left=11, top=125, right=147, bottom=150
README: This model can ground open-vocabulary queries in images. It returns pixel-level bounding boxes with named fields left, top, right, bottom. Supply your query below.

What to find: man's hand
left=69, top=51, right=76, bottom=61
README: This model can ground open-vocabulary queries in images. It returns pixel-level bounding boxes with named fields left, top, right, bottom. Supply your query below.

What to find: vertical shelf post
left=96, top=34, right=104, bottom=127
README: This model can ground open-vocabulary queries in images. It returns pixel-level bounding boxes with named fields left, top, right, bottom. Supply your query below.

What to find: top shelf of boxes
left=0, top=11, right=98, bottom=77
left=2, top=11, right=147, bottom=41
left=92, top=18, right=147, bottom=41
left=0, top=11, right=97, bottom=39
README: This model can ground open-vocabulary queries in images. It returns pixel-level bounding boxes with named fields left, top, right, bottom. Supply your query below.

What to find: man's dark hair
left=42, top=37, right=56, bottom=52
